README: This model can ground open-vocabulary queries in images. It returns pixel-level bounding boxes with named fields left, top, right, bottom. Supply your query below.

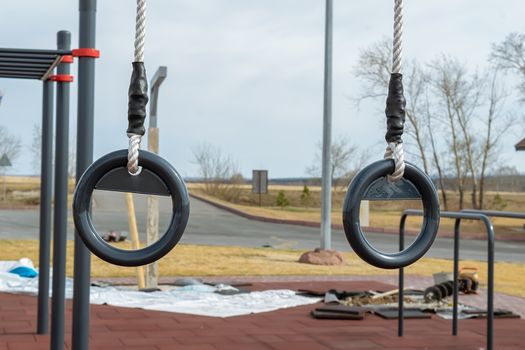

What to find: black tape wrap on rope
left=385, top=73, right=406, bottom=144
left=127, top=62, right=149, bottom=136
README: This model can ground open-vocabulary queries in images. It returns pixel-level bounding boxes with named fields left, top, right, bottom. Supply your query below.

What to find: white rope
left=384, top=142, right=405, bottom=182
left=128, top=0, right=147, bottom=174
left=385, top=0, right=405, bottom=182
left=392, top=0, right=403, bottom=74
left=127, top=134, right=142, bottom=174
left=134, top=0, right=146, bottom=63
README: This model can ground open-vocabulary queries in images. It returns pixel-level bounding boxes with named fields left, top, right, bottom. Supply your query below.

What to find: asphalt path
left=0, top=191, right=523, bottom=262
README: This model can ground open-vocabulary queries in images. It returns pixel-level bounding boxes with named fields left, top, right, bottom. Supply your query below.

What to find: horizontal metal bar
left=0, top=48, right=71, bottom=55
left=403, top=209, right=494, bottom=223
left=0, top=66, right=46, bottom=73
left=0, top=74, right=40, bottom=80
left=0, top=62, right=50, bottom=69
left=0, top=70, right=42, bottom=76
left=0, top=57, right=55, bottom=64
left=0, top=53, right=57, bottom=60
left=462, top=209, right=525, bottom=220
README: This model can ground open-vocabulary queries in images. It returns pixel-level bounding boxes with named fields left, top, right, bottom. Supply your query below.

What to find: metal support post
left=50, top=30, right=71, bottom=350
left=37, top=80, right=54, bottom=334
left=398, top=210, right=495, bottom=350
left=72, top=1, right=97, bottom=349
left=145, top=66, right=167, bottom=288
left=452, top=218, right=460, bottom=335
left=320, top=0, right=333, bottom=250
left=397, top=215, right=406, bottom=337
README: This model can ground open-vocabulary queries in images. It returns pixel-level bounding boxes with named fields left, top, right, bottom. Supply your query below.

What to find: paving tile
left=158, top=344, right=216, bottom=350
left=319, top=339, right=381, bottom=349
left=267, top=341, right=333, bottom=350
left=0, top=279, right=523, bottom=350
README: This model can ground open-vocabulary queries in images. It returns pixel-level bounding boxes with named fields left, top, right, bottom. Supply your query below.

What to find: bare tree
left=490, top=32, right=525, bottom=100
left=31, top=125, right=41, bottom=175
left=423, top=95, right=449, bottom=210
left=306, top=135, right=367, bottom=189
left=0, top=125, right=22, bottom=169
left=477, top=72, right=515, bottom=209
left=430, top=56, right=515, bottom=209
left=192, top=143, right=242, bottom=199
left=355, top=38, right=518, bottom=210
left=429, top=56, right=482, bottom=209
left=354, top=38, right=430, bottom=173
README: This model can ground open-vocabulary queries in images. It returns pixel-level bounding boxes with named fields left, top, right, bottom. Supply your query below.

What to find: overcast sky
left=0, top=1, right=524, bottom=177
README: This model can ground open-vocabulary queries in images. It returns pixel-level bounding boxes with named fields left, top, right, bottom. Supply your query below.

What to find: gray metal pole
left=50, top=30, right=71, bottom=350
left=398, top=216, right=405, bottom=337
left=72, top=1, right=97, bottom=349
left=320, top=0, right=333, bottom=250
left=145, top=66, right=167, bottom=288
left=37, top=79, right=54, bottom=335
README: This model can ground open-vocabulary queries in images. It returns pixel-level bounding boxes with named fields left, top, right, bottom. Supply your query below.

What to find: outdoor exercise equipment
left=342, top=0, right=440, bottom=269
left=0, top=35, right=73, bottom=340
left=73, top=0, right=189, bottom=267
left=398, top=209, right=495, bottom=350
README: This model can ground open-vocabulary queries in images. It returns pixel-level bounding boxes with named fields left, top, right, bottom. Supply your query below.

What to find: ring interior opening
left=361, top=198, right=423, bottom=254
left=90, top=189, right=172, bottom=251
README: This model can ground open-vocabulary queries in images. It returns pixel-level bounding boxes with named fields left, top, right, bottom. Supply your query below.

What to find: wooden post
left=146, top=127, right=159, bottom=288
left=125, top=192, right=146, bottom=289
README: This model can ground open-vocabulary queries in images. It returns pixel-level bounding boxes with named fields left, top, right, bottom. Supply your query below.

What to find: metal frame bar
left=0, top=48, right=71, bottom=55
left=398, top=209, right=495, bottom=350
left=0, top=70, right=42, bottom=76
left=462, top=209, right=525, bottom=220
left=0, top=48, right=71, bottom=80
left=0, top=57, right=56, bottom=64
left=50, top=30, right=71, bottom=350
left=41, top=56, right=64, bottom=81
left=0, top=74, right=42, bottom=80
left=72, top=1, right=97, bottom=349
left=37, top=80, right=54, bottom=334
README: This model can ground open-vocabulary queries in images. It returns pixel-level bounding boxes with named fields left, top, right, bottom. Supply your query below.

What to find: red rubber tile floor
left=0, top=280, right=524, bottom=350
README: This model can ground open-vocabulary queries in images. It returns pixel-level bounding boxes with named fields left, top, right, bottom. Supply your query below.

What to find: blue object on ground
left=9, top=266, right=38, bottom=278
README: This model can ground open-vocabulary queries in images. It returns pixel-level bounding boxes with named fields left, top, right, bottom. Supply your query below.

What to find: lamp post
left=320, top=0, right=333, bottom=250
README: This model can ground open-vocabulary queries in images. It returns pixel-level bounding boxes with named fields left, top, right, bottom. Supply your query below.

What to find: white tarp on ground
left=0, top=259, right=319, bottom=318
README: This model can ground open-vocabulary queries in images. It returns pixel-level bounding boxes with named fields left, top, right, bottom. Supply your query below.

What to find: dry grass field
left=0, top=176, right=75, bottom=206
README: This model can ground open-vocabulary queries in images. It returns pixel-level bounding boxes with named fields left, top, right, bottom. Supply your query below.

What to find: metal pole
left=398, top=214, right=406, bottom=337
left=37, top=79, right=54, bottom=335
left=453, top=218, right=461, bottom=336
left=400, top=210, right=495, bottom=350
left=320, top=0, right=333, bottom=250
left=50, top=30, right=71, bottom=350
left=487, top=220, right=495, bottom=350
left=145, top=66, right=167, bottom=289
left=72, top=1, right=96, bottom=349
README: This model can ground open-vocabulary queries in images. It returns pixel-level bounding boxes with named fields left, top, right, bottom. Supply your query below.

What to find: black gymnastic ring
left=73, top=149, right=190, bottom=267
left=342, top=159, right=440, bottom=269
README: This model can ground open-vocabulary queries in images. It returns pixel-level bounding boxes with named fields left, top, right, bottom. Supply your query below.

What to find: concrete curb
left=189, top=193, right=525, bottom=242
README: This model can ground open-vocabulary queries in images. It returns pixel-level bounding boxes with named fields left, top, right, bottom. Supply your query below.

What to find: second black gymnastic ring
left=342, top=159, right=440, bottom=269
